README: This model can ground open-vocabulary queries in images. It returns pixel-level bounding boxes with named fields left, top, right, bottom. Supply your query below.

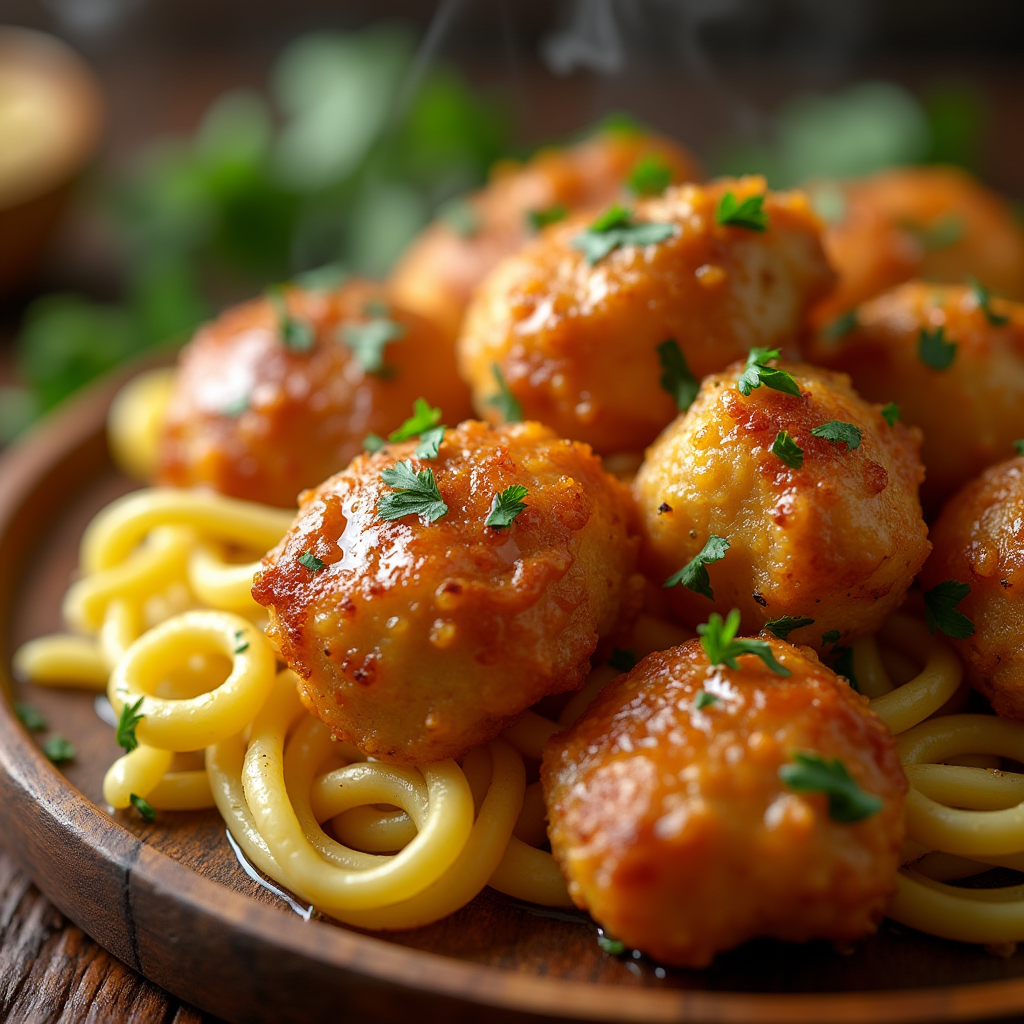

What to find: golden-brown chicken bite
left=921, top=458, right=1024, bottom=718
left=632, top=359, right=930, bottom=648
left=390, top=127, right=701, bottom=340
left=457, top=176, right=835, bottom=455
left=542, top=636, right=907, bottom=967
left=157, top=280, right=473, bottom=508
left=806, top=281, right=1024, bottom=510
left=812, top=165, right=1024, bottom=326
left=251, top=420, right=642, bottom=763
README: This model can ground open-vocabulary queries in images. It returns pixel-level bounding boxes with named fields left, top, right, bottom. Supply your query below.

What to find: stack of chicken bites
left=20, top=123, right=1024, bottom=967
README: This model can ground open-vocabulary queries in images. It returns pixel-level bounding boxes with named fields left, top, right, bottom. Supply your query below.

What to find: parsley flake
left=389, top=398, right=443, bottom=443
left=414, top=426, right=446, bottom=459
left=377, top=461, right=448, bottom=523
left=657, top=339, right=699, bottom=412
left=487, top=364, right=523, bottom=423
left=968, top=276, right=1009, bottom=327
left=439, top=197, right=480, bottom=238
left=664, top=534, right=730, bottom=599
left=297, top=551, right=326, bottom=573
left=341, top=313, right=406, bottom=376
left=918, top=325, right=957, bottom=371
left=267, top=285, right=315, bottom=353
left=779, top=752, right=881, bottom=822
left=293, top=263, right=347, bottom=292
left=694, top=689, right=718, bottom=710
left=771, top=430, right=804, bottom=469
left=823, top=310, right=858, bottom=340
left=15, top=701, right=47, bottom=732
left=571, top=204, right=675, bottom=265
left=698, top=608, right=790, bottom=676
left=811, top=420, right=862, bottom=450
left=608, top=648, right=637, bottom=672
left=130, top=793, right=157, bottom=822
left=831, top=646, right=859, bottom=691
left=42, top=734, right=76, bottom=763
left=763, top=615, right=815, bottom=641
left=881, top=402, right=900, bottom=427
left=902, top=214, right=964, bottom=251
left=821, top=629, right=841, bottom=646
left=221, top=394, right=249, bottom=418
left=116, top=696, right=145, bottom=753
left=597, top=934, right=626, bottom=955
left=923, top=580, right=975, bottom=639
left=626, top=155, right=673, bottom=197
left=233, top=630, right=250, bottom=655
left=1014, top=439, right=1024, bottom=456
left=363, top=433, right=386, bottom=454
left=485, top=485, right=529, bottom=529
left=526, top=203, right=568, bottom=232
left=736, top=348, right=801, bottom=398
left=715, top=191, right=769, bottom=232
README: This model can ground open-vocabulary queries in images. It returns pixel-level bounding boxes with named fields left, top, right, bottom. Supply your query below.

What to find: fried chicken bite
left=157, top=280, right=473, bottom=508
left=390, top=127, right=700, bottom=340
left=812, top=165, right=1024, bottom=327
left=458, top=176, right=835, bottom=455
left=251, top=420, right=642, bottom=764
left=921, top=458, right=1024, bottom=718
left=806, top=281, right=1024, bottom=510
left=632, top=359, right=929, bottom=649
left=542, top=636, right=907, bottom=967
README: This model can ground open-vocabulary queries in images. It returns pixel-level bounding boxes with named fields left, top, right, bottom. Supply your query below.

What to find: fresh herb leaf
left=736, top=348, right=801, bottom=398
left=811, top=420, right=862, bottom=450
left=222, top=394, right=249, bottom=418
left=1014, top=439, right=1024, bottom=456
left=771, top=430, right=804, bottom=469
left=697, top=608, right=791, bottom=676
left=694, top=689, right=719, bottom=710
left=363, top=433, right=386, bottom=454
left=439, top=196, right=480, bottom=238
left=626, top=154, right=673, bottom=196
left=881, top=402, right=900, bottom=427
left=130, top=792, right=157, bottom=822
left=293, top=263, right=347, bottom=292
left=608, top=648, right=637, bottom=672
left=664, top=534, right=730, bottom=599
left=821, top=629, right=841, bottom=646
left=657, top=339, right=699, bottom=413
left=715, top=191, right=769, bottom=232
left=116, top=696, right=145, bottom=753
left=918, top=325, right=958, bottom=371
left=487, top=364, right=523, bottom=423
left=297, top=551, right=326, bottom=573
left=832, top=646, right=859, bottom=691
left=341, top=315, right=406, bottom=376
left=597, top=934, right=625, bottom=955
left=233, top=629, right=250, bottom=655
left=377, top=461, right=448, bottom=523
left=389, top=398, right=443, bottom=443
left=923, top=580, right=975, bottom=639
left=763, top=615, right=815, bottom=641
left=779, top=751, right=881, bottom=822
left=414, top=426, right=446, bottom=459
left=14, top=702, right=47, bottom=732
left=485, top=485, right=529, bottom=529
left=823, top=310, right=858, bottom=340
left=902, top=214, right=964, bottom=251
left=266, top=285, right=315, bottom=353
left=968, top=276, right=1009, bottom=327
left=526, top=203, right=568, bottom=232
left=42, top=735, right=76, bottom=763
left=570, top=204, right=675, bottom=265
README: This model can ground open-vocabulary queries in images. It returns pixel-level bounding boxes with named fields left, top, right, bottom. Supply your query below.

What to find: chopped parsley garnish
left=297, top=551, right=326, bottom=573
left=779, top=752, right=881, bottom=822
left=1014, top=439, right=1024, bottom=456
left=389, top=398, right=443, bottom=443
left=626, top=154, right=673, bottom=197
left=341, top=313, right=406, bottom=376
left=485, top=485, right=529, bottom=529
left=597, top=934, right=626, bottom=955
left=811, top=420, right=862, bottom=450
left=657, top=339, right=699, bottom=412
left=881, top=402, right=900, bottom=427
left=526, top=203, right=568, bottom=232
left=233, top=629, right=250, bottom=655
left=414, top=427, right=446, bottom=460
left=715, top=191, right=769, bottom=232
left=823, top=310, right=858, bottom=340
left=42, top=735, right=76, bottom=763
left=266, top=285, right=315, bottom=353
left=221, top=394, right=249, bottom=418
left=570, top=204, right=675, bottom=265
left=439, top=196, right=480, bottom=238
left=363, top=433, right=386, bottom=454
left=694, top=689, right=718, bottom=710
left=771, top=430, right=804, bottom=469
left=487, top=364, right=523, bottom=423
left=821, top=629, right=841, bottom=646
left=763, top=615, right=815, bottom=641
left=14, top=701, right=47, bottom=732
left=832, top=646, right=858, bottom=691
left=698, top=608, right=790, bottom=676
left=376, top=461, right=448, bottom=523
left=918, top=324, right=957, bottom=370
left=923, top=580, right=975, bottom=639
left=293, top=262, right=347, bottom=292
left=968, top=276, right=1009, bottom=327
left=608, top=648, right=637, bottom=672
left=664, top=534, right=730, bottom=599
left=116, top=696, right=145, bottom=753
left=130, top=793, right=157, bottom=822
left=736, top=348, right=801, bottom=398
left=902, top=214, right=964, bottom=251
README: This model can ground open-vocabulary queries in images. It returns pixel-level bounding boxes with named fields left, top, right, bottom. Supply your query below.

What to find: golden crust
left=632, top=360, right=930, bottom=649
left=457, top=176, right=835, bottom=455
left=251, top=420, right=643, bottom=763
left=542, top=638, right=907, bottom=967
left=806, top=281, right=1024, bottom=510
left=921, top=458, right=1024, bottom=718
left=157, top=280, right=473, bottom=508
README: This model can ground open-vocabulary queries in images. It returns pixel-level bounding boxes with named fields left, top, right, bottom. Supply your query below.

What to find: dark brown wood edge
left=3, top=371, right=1024, bottom=1023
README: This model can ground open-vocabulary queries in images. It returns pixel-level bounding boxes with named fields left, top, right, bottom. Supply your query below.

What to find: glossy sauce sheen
left=252, top=420, right=642, bottom=763
left=542, top=639, right=907, bottom=968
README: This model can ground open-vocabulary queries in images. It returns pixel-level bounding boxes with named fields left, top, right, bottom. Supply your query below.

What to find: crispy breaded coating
left=458, top=176, right=835, bottom=455
left=632, top=360, right=929, bottom=650
left=251, top=420, right=642, bottom=763
left=542, top=638, right=907, bottom=967
left=157, top=280, right=472, bottom=508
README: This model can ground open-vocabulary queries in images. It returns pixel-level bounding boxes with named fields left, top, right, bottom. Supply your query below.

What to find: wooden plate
left=4, top=372, right=1024, bottom=1024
